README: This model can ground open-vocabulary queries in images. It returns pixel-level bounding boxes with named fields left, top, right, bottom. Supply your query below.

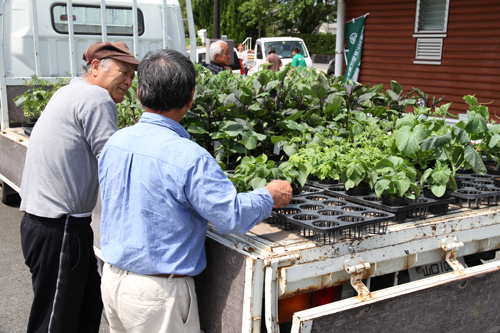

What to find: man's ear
left=136, top=88, right=141, bottom=103
left=186, top=89, right=195, bottom=109
left=90, top=59, right=101, bottom=77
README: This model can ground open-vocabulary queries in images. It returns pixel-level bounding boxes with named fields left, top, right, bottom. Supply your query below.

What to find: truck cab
left=253, top=37, right=313, bottom=70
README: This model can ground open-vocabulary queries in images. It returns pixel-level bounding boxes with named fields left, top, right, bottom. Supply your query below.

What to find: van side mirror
left=257, top=51, right=262, bottom=59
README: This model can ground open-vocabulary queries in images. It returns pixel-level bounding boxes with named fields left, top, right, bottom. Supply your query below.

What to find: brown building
left=344, top=0, right=500, bottom=117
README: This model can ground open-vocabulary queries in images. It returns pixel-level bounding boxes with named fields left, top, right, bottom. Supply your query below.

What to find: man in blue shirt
left=98, top=49, right=292, bottom=332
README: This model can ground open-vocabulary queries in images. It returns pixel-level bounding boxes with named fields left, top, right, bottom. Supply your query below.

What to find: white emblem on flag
left=350, top=33, right=358, bottom=44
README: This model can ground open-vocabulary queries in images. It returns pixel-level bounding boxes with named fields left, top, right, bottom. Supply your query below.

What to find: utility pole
left=214, top=0, right=220, bottom=39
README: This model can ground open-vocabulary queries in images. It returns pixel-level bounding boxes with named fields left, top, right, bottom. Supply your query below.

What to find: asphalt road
left=0, top=195, right=110, bottom=333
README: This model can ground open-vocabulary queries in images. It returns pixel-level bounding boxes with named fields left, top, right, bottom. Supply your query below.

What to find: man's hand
left=264, top=180, right=293, bottom=208
left=224, top=66, right=232, bottom=73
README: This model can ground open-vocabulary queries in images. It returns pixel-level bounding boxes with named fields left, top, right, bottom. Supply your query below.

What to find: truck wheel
left=1, top=181, right=20, bottom=205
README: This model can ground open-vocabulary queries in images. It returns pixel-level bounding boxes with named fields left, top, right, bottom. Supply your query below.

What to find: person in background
left=19, top=41, right=139, bottom=333
left=265, top=46, right=283, bottom=72
left=98, top=49, right=292, bottom=333
left=237, top=43, right=248, bottom=75
left=291, top=46, right=307, bottom=69
left=206, top=40, right=232, bottom=74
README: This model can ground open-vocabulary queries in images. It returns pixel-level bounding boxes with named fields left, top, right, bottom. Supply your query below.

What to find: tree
left=191, top=0, right=261, bottom=43
left=240, top=0, right=337, bottom=35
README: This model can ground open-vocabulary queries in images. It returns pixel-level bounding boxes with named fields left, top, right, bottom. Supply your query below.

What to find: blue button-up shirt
left=98, top=112, right=273, bottom=276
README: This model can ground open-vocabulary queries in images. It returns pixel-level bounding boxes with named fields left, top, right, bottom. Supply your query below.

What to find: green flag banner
left=344, top=15, right=366, bottom=82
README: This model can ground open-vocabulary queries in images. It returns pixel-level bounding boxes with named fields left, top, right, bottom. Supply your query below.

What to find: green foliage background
left=191, top=0, right=261, bottom=43
left=287, top=33, right=336, bottom=55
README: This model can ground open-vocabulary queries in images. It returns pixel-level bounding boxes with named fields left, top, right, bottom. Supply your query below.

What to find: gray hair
left=210, top=40, right=227, bottom=62
left=80, top=58, right=116, bottom=76
left=137, top=49, right=195, bottom=112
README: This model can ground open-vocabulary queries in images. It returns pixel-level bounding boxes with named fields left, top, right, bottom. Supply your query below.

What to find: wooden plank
left=362, top=57, right=500, bottom=68
left=448, top=12, right=500, bottom=22
left=362, top=63, right=500, bottom=76
left=361, top=69, right=500, bottom=85
left=308, top=267, right=500, bottom=332
left=359, top=77, right=500, bottom=95
left=195, top=237, right=247, bottom=333
left=448, top=21, right=500, bottom=30
left=448, top=29, right=500, bottom=38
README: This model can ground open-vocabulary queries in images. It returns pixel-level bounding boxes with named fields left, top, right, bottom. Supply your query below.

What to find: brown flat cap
left=82, top=41, right=140, bottom=66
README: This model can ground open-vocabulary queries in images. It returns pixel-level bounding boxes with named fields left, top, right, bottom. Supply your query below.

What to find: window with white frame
left=51, top=4, right=144, bottom=36
left=413, top=0, right=450, bottom=65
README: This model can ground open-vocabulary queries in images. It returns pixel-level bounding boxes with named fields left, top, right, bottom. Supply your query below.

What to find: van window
left=256, top=44, right=263, bottom=60
left=51, top=4, right=145, bottom=36
left=264, top=41, right=309, bottom=59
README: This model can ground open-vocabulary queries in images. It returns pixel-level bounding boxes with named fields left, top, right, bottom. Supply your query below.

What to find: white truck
left=252, top=37, right=313, bottom=70
left=1, top=2, right=500, bottom=333
left=0, top=0, right=195, bottom=202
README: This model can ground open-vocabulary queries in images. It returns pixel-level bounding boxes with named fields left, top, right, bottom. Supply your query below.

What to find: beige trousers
left=101, top=263, right=200, bottom=333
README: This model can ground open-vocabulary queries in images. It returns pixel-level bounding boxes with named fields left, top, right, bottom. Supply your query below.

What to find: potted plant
left=340, top=147, right=382, bottom=196
left=374, top=156, right=421, bottom=206
left=14, top=76, right=68, bottom=135
left=420, top=161, right=455, bottom=199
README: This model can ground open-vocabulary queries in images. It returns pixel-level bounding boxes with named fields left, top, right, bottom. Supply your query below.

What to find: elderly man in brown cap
left=19, top=41, right=139, bottom=333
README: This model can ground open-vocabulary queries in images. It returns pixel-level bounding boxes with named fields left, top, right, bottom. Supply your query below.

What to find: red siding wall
left=345, top=0, right=500, bottom=117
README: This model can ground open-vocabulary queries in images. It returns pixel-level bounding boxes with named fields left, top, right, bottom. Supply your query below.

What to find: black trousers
left=21, top=213, right=103, bottom=333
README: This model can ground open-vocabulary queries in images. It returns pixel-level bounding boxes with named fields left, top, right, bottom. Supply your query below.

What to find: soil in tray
left=494, top=177, right=500, bottom=188
left=486, top=165, right=500, bottom=175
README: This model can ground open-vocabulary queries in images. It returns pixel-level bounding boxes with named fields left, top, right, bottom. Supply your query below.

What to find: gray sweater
left=20, top=78, right=118, bottom=218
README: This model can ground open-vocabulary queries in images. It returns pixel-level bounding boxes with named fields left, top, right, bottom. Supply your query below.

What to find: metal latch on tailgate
left=440, top=237, right=465, bottom=271
left=344, top=258, right=371, bottom=298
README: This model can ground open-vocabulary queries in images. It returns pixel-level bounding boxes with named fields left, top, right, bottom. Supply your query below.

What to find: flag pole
left=347, top=13, right=370, bottom=24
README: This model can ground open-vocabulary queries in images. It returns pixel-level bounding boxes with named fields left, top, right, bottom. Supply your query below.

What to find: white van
left=1, top=0, right=187, bottom=79
left=252, top=36, right=313, bottom=70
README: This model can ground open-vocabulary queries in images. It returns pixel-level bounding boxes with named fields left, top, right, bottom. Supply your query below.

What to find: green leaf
left=250, top=177, right=267, bottom=190
left=395, top=113, right=416, bottom=130
left=409, top=183, right=421, bottom=198
left=465, top=111, right=487, bottom=135
left=283, top=143, right=297, bottom=157
left=396, top=178, right=411, bottom=197
left=242, top=132, right=257, bottom=150
left=452, top=126, right=471, bottom=144
left=391, top=81, right=402, bottom=94
left=14, top=96, right=27, bottom=106
left=464, top=145, right=487, bottom=174
left=431, top=184, right=447, bottom=198
left=431, top=168, right=451, bottom=185
left=451, top=146, right=465, bottom=167
left=395, top=125, right=427, bottom=156
left=187, top=125, right=209, bottom=134
left=271, top=136, right=284, bottom=144
left=489, top=134, right=500, bottom=148
left=464, top=95, right=477, bottom=106
left=419, top=133, right=452, bottom=151
left=375, top=179, right=391, bottom=198
left=387, top=90, right=399, bottom=101
left=309, top=82, right=328, bottom=99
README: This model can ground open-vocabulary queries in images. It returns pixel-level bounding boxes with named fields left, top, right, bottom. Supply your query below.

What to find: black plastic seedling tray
left=294, top=185, right=326, bottom=197
left=452, top=173, right=500, bottom=208
left=321, top=184, right=455, bottom=222
left=270, top=193, right=394, bottom=245
left=452, top=186, right=500, bottom=208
